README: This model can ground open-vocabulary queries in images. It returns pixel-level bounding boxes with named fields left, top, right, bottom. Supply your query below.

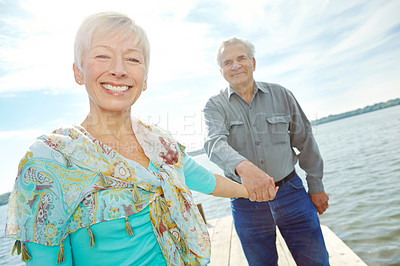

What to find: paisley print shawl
left=5, top=119, right=210, bottom=265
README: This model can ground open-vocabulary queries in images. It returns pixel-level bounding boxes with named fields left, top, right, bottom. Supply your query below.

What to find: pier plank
left=209, top=215, right=232, bottom=266
left=321, top=225, right=367, bottom=266
left=208, top=216, right=366, bottom=266
left=229, top=226, right=248, bottom=266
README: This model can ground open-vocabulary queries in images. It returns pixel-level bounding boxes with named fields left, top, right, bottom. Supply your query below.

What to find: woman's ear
left=73, top=63, right=84, bottom=85
left=142, top=79, right=148, bottom=91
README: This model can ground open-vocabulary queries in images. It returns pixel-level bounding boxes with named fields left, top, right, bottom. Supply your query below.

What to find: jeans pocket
left=286, top=175, right=304, bottom=190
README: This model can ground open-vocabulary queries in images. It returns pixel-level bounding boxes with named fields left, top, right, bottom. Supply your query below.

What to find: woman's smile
left=102, top=83, right=131, bottom=94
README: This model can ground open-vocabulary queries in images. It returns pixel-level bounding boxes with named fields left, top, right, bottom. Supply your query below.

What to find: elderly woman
left=5, top=11, right=277, bottom=266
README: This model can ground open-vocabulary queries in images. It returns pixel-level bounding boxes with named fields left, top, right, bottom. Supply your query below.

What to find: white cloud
left=0, top=129, right=45, bottom=140
left=330, top=0, right=400, bottom=55
left=220, top=0, right=267, bottom=29
left=1, top=0, right=210, bottom=94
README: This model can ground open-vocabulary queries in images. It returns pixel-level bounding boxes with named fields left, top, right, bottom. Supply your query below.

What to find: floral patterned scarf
left=5, top=119, right=210, bottom=265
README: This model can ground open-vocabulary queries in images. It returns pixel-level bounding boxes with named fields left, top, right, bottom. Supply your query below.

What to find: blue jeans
left=231, top=175, right=329, bottom=266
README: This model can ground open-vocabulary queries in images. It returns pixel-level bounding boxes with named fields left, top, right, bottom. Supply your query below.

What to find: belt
left=275, top=170, right=296, bottom=187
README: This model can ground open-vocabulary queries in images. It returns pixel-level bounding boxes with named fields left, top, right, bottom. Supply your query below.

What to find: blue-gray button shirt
left=203, top=81, right=324, bottom=194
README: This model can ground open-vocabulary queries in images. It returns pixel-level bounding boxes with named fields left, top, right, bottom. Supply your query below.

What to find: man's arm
left=203, top=99, right=277, bottom=202
left=288, top=91, right=329, bottom=214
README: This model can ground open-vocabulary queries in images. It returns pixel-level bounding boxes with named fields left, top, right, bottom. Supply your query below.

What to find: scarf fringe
left=21, top=242, right=32, bottom=262
left=87, top=226, right=96, bottom=247
left=125, top=217, right=134, bottom=236
left=11, top=240, right=21, bottom=256
left=132, top=185, right=141, bottom=203
left=57, top=244, right=64, bottom=264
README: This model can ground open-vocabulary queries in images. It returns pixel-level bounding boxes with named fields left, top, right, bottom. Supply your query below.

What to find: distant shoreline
left=311, top=98, right=400, bottom=125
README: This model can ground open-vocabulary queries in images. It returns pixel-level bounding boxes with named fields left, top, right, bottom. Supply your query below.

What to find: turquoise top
left=24, top=155, right=215, bottom=266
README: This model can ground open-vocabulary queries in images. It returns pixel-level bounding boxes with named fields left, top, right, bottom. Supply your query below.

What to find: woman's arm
left=183, top=155, right=277, bottom=200
left=210, top=173, right=249, bottom=198
left=210, top=173, right=277, bottom=200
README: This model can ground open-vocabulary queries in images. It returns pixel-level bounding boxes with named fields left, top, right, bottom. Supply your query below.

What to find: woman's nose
left=110, top=57, right=127, bottom=77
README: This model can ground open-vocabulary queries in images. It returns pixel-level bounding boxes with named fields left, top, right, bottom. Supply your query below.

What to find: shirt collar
left=227, top=81, right=268, bottom=99
left=255, top=82, right=269, bottom=94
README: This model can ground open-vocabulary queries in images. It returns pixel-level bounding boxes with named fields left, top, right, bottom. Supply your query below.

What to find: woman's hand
left=210, top=172, right=278, bottom=201
left=235, top=160, right=278, bottom=201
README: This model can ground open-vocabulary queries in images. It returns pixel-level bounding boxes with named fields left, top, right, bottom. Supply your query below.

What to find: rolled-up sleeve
left=183, top=155, right=216, bottom=194
left=203, top=99, right=247, bottom=182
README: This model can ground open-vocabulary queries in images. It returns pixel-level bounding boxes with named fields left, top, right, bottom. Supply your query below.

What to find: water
left=0, top=205, right=23, bottom=266
left=1, top=106, right=399, bottom=265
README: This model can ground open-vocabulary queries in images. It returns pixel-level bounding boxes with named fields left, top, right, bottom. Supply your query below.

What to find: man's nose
left=231, top=60, right=241, bottom=70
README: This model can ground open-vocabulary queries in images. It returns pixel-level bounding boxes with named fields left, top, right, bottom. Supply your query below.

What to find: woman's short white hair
left=216, top=37, right=255, bottom=67
left=74, top=11, right=150, bottom=76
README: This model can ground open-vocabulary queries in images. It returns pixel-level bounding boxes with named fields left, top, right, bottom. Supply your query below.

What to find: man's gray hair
left=216, top=37, right=255, bottom=67
left=74, top=11, right=150, bottom=76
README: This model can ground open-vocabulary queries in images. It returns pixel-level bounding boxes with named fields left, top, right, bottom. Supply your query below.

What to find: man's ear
left=73, top=63, right=84, bottom=85
left=252, top=58, right=256, bottom=71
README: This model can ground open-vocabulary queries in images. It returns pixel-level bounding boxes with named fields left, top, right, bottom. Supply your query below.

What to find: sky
left=0, top=0, right=399, bottom=194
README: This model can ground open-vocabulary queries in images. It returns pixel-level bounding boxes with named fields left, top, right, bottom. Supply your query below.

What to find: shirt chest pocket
left=266, top=115, right=291, bottom=144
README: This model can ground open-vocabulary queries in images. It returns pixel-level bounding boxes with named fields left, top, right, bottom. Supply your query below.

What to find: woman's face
left=73, top=32, right=147, bottom=113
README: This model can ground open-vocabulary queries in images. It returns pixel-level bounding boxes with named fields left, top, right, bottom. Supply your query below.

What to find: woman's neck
left=81, top=109, right=133, bottom=140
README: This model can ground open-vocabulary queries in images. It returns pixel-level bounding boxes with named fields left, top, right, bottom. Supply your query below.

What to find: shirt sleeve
left=202, top=98, right=247, bottom=181
left=287, top=90, right=324, bottom=194
left=25, top=234, right=73, bottom=265
left=183, top=155, right=216, bottom=194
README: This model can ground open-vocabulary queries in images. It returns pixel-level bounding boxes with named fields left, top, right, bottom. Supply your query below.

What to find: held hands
left=236, top=161, right=278, bottom=202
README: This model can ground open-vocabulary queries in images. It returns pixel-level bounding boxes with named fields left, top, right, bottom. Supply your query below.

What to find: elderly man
left=203, top=37, right=330, bottom=265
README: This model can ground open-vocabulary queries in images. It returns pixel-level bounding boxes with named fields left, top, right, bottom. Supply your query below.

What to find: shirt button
left=260, top=161, right=264, bottom=165
left=255, top=141, right=260, bottom=146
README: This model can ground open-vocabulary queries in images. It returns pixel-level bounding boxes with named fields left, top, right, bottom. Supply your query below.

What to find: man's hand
left=235, top=160, right=278, bottom=202
left=309, top=191, right=329, bottom=215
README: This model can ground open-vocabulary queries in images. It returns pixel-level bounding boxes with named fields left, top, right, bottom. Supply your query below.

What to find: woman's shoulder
left=17, top=125, right=83, bottom=175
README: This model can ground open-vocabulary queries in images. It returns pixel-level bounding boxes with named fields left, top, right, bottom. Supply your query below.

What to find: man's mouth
left=231, top=72, right=245, bottom=77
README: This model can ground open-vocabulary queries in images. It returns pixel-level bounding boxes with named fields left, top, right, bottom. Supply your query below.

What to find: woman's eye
left=128, top=58, right=140, bottom=63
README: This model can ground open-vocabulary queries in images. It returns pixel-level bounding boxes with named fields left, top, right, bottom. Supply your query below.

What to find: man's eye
left=95, top=55, right=109, bottom=59
left=223, top=61, right=232, bottom=67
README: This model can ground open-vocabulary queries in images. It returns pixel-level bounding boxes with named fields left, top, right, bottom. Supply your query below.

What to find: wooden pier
left=206, top=215, right=366, bottom=266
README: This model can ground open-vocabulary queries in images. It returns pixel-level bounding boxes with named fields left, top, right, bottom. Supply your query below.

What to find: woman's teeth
left=103, top=84, right=129, bottom=92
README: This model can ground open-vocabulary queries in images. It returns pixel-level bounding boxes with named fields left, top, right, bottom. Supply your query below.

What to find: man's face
left=220, top=43, right=255, bottom=89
